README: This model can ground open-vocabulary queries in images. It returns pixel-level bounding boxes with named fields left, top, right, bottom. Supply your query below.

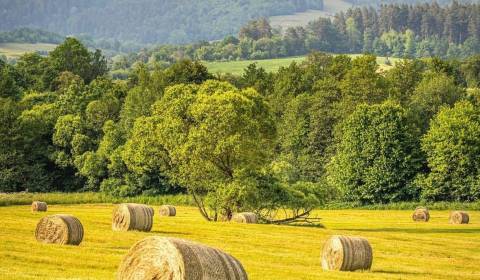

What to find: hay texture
left=35, top=214, right=84, bottom=245
left=117, top=237, right=248, bottom=280
left=232, top=213, right=258, bottom=224
left=159, top=205, right=176, bottom=217
left=412, top=206, right=430, bottom=222
left=31, top=201, right=48, bottom=212
left=321, top=235, right=373, bottom=272
left=449, top=211, right=469, bottom=224
left=112, top=203, right=154, bottom=232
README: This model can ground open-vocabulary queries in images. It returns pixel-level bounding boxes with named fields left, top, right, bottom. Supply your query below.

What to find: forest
left=2, top=37, right=480, bottom=219
left=107, top=1, right=480, bottom=75
left=0, top=0, right=324, bottom=44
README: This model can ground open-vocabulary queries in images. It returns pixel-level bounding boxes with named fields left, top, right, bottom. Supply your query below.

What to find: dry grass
left=0, top=205, right=479, bottom=279
left=0, top=43, right=57, bottom=58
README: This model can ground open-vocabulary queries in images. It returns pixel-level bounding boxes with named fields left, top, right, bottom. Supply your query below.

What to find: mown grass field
left=205, top=55, right=401, bottom=75
left=269, top=0, right=353, bottom=28
left=0, top=43, right=57, bottom=58
left=0, top=204, right=479, bottom=279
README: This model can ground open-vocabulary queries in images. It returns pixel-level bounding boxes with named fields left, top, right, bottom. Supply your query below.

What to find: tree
left=49, top=38, right=107, bottom=84
left=461, top=55, right=480, bottom=88
left=409, top=71, right=465, bottom=133
left=327, top=101, right=421, bottom=204
left=417, top=101, right=480, bottom=201
left=163, top=59, right=213, bottom=85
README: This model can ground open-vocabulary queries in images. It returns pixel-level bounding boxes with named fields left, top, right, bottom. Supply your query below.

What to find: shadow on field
left=284, top=223, right=325, bottom=229
left=374, top=269, right=425, bottom=276
left=150, top=230, right=191, bottom=236
left=338, top=228, right=480, bottom=234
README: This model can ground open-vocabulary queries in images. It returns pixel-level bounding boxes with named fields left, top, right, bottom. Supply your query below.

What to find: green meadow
left=205, top=55, right=401, bottom=75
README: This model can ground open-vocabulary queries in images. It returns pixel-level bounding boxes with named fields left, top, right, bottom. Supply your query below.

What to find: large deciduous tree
left=327, top=101, right=421, bottom=204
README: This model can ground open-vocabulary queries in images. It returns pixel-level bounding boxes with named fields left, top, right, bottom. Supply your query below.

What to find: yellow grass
left=0, top=43, right=57, bottom=58
left=0, top=205, right=479, bottom=279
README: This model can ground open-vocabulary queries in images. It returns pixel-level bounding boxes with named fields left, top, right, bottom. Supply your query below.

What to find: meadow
left=205, top=55, right=400, bottom=75
left=1, top=203, right=479, bottom=279
left=269, top=0, right=353, bottom=28
left=0, top=43, right=57, bottom=58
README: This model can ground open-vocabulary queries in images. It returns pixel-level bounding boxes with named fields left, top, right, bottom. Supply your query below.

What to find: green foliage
left=417, top=101, right=480, bottom=201
left=409, top=71, right=465, bottom=133
left=49, top=38, right=107, bottom=84
left=327, top=101, right=421, bottom=204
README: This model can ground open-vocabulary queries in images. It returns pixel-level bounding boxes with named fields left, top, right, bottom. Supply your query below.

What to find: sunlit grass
left=205, top=55, right=401, bottom=75
left=0, top=204, right=479, bottom=279
left=0, top=43, right=57, bottom=58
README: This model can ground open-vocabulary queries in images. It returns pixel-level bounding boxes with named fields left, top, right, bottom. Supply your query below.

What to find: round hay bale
left=117, top=237, right=248, bottom=280
left=321, top=235, right=373, bottom=272
left=35, top=214, right=84, bottom=245
left=449, top=211, right=469, bottom=224
left=112, top=203, right=154, bottom=232
left=31, top=201, right=48, bottom=212
left=159, top=205, right=176, bottom=217
left=412, top=206, right=429, bottom=222
left=232, top=212, right=258, bottom=224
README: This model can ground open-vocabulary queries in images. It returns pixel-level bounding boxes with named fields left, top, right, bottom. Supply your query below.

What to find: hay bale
left=412, top=206, right=429, bottom=222
left=159, top=205, right=176, bottom=217
left=31, top=201, right=48, bottom=212
left=449, top=211, right=469, bottom=224
left=112, top=203, right=154, bottom=232
left=117, top=237, right=248, bottom=280
left=321, top=235, right=373, bottom=272
left=232, top=212, right=258, bottom=224
left=35, top=214, right=84, bottom=245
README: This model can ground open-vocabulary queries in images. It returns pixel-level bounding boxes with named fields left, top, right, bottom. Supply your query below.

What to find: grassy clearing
left=2, top=192, right=480, bottom=211
left=0, top=204, right=479, bottom=279
left=0, top=192, right=193, bottom=207
left=0, top=43, right=57, bottom=58
left=205, top=55, right=401, bottom=75
left=269, top=0, right=353, bottom=29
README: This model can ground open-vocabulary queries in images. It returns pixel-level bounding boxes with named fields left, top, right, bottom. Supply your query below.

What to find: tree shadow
left=150, top=230, right=191, bottom=236
left=374, top=269, right=425, bottom=276
left=284, top=223, right=326, bottom=229
left=336, top=227, right=480, bottom=234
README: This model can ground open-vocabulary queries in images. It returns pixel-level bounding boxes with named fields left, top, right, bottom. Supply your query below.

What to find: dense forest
left=0, top=0, right=324, bottom=44
left=107, top=1, right=480, bottom=74
left=0, top=28, right=64, bottom=44
left=2, top=38, right=480, bottom=218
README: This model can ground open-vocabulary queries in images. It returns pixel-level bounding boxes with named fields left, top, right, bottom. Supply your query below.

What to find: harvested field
left=0, top=205, right=479, bottom=279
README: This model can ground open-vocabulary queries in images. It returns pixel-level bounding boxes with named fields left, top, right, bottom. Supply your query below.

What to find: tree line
left=109, top=1, right=480, bottom=72
left=2, top=39, right=480, bottom=220
left=0, top=0, right=323, bottom=45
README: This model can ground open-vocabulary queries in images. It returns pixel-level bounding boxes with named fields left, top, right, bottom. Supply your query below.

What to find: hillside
left=0, top=0, right=324, bottom=44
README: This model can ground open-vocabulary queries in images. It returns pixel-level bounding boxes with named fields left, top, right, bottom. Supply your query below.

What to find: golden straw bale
left=449, top=211, right=469, bottom=224
left=112, top=203, right=154, bottom=232
left=159, top=205, right=176, bottom=217
left=231, top=212, right=258, bottom=224
left=412, top=206, right=429, bottom=222
left=321, top=235, right=373, bottom=272
left=117, top=237, right=248, bottom=280
left=35, top=214, right=84, bottom=245
left=31, top=201, right=48, bottom=212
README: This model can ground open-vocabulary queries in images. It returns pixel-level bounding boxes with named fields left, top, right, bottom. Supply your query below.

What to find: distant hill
left=0, top=0, right=324, bottom=44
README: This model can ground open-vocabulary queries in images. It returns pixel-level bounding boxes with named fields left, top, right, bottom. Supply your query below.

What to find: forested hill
left=0, top=0, right=324, bottom=44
